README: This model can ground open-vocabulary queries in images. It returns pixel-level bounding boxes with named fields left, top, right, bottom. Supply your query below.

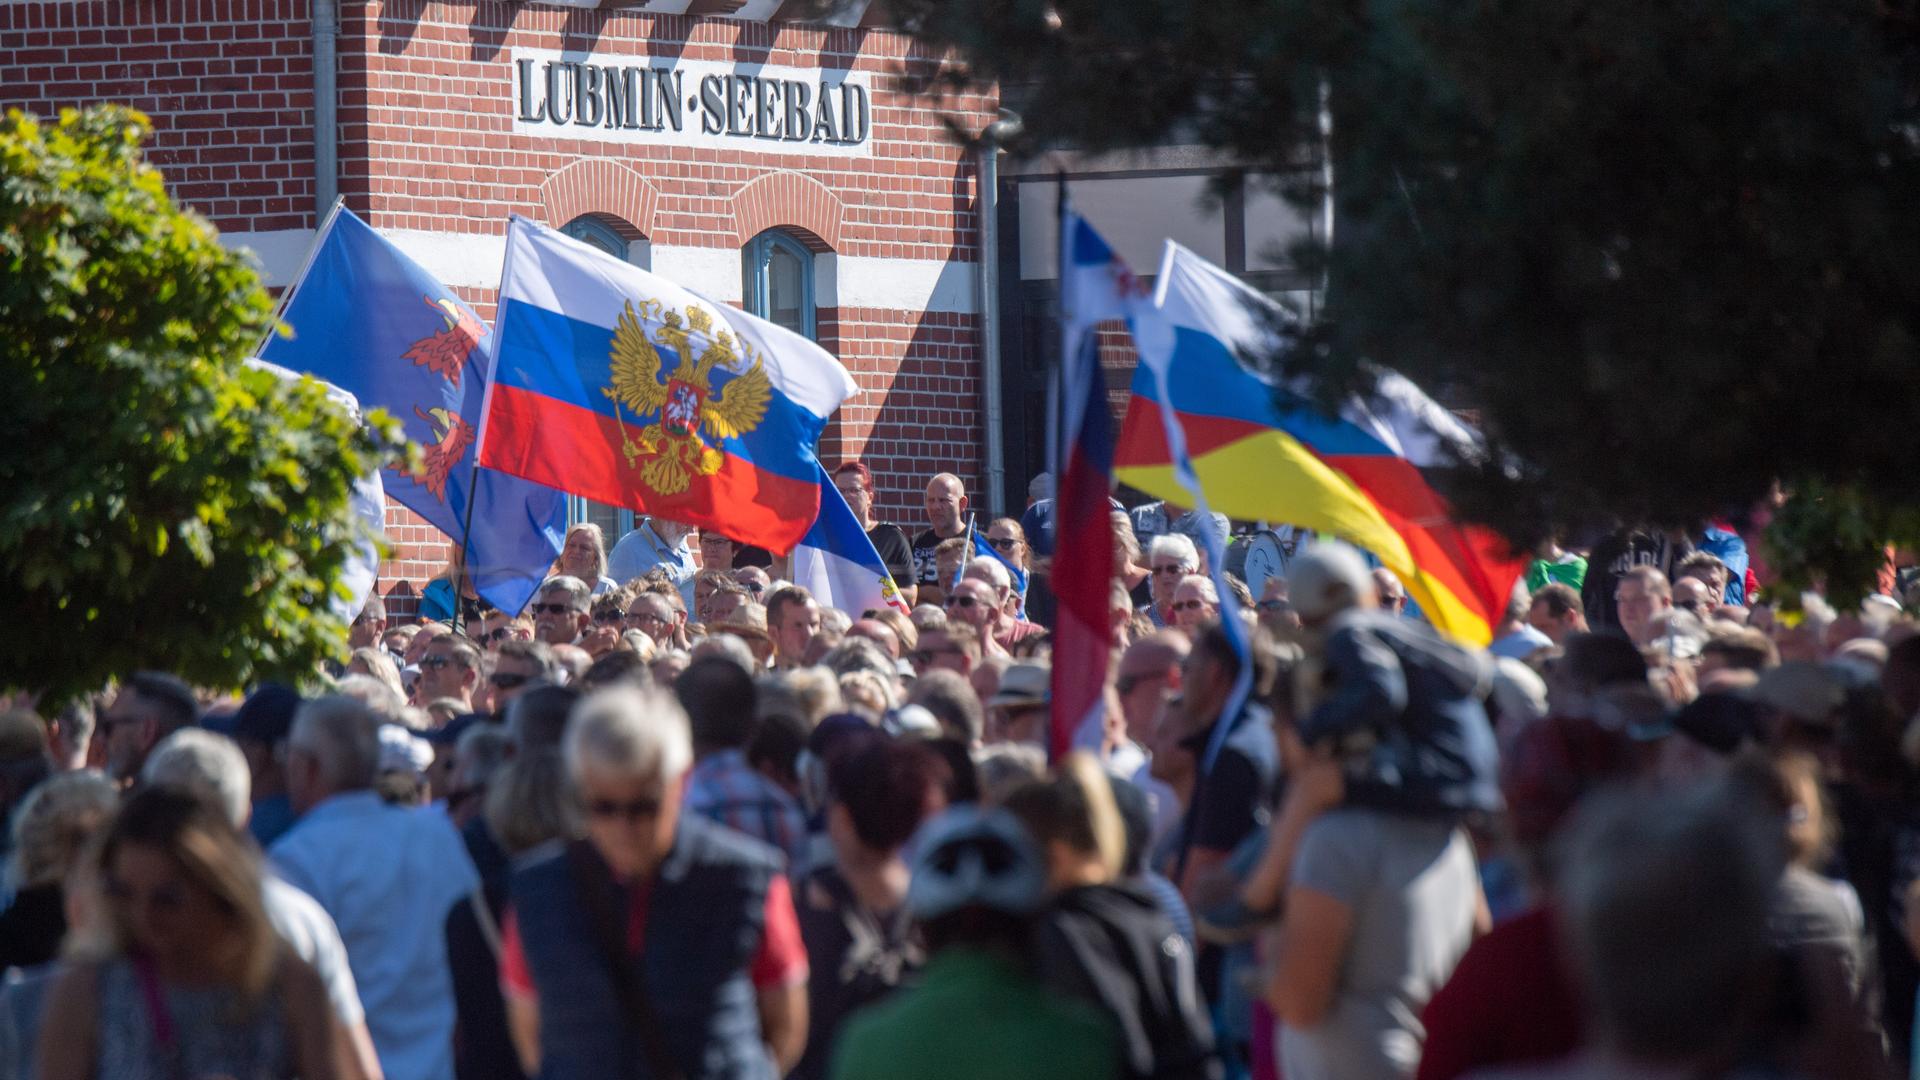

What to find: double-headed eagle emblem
left=603, top=299, right=772, bottom=496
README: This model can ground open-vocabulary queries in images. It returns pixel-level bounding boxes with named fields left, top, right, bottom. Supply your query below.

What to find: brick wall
left=0, top=0, right=316, bottom=233
left=3, top=2, right=997, bottom=615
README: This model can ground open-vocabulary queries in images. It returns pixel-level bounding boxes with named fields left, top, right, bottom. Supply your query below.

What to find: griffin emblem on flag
left=410, top=406, right=475, bottom=500
left=603, top=298, right=771, bottom=496
left=401, top=295, right=486, bottom=385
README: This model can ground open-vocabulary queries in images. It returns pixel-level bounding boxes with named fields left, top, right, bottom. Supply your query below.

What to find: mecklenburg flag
left=1050, top=198, right=1129, bottom=761
left=478, top=216, right=857, bottom=554
left=1116, top=242, right=1525, bottom=645
left=791, top=465, right=910, bottom=616
left=260, top=207, right=566, bottom=617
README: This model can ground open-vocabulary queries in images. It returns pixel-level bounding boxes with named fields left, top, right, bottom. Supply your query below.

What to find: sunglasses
left=419, top=655, right=459, bottom=670
left=1152, top=564, right=1192, bottom=577
left=945, top=595, right=979, bottom=609
left=910, top=647, right=961, bottom=665
left=742, top=582, right=765, bottom=595
left=1171, top=599, right=1211, bottom=612
left=1257, top=599, right=1292, bottom=613
left=1115, top=670, right=1163, bottom=695
left=987, top=535, right=1021, bottom=551
left=584, top=796, right=663, bottom=822
left=490, top=672, right=530, bottom=690
left=483, top=627, right=512, bottom=643
left=529, top=602, right=579, bottom=616
left=593, top=610, right=626, bottom=624
left=928, top=835, right=1020, bottom=876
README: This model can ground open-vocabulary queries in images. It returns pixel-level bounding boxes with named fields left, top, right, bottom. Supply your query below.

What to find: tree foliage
left=895, top=0, right=1920, bottom=605
left=0, top=106, right=401, bottom=706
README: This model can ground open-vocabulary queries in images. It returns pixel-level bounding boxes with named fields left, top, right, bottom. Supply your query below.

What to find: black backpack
left=1035, top=882, right=1222, bottom=1080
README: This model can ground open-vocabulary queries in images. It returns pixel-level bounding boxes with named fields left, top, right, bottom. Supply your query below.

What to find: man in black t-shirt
left=911, top=472, right=970, bottom=607
left=833, top=462, right=917, bottom=607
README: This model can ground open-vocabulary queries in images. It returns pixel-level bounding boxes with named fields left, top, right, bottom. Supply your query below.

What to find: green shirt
left=829, top=947, right=1119, bottom=1080
left=1525, top=555, right=1587, bottom=593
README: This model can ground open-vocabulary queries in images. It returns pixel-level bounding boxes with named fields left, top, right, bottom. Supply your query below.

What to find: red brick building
left=1, top=0, right=1001, bottom=607
left=3, top=2, right=1314, bottom=614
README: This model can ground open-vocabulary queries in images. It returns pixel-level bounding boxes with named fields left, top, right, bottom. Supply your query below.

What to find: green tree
left=896, top=0, right=1920, bottom=605
left=0, top=106, right=401, bottom=707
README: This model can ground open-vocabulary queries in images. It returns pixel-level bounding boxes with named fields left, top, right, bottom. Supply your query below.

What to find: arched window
left=743, top=229, right=815, bottom=340
left=561, top=214, right=647, bottom=538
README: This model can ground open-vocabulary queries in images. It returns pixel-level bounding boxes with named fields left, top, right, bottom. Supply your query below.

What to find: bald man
left=911, top=472, right=970, bottom=605
left=1116, top=631, right=1192, bottom=845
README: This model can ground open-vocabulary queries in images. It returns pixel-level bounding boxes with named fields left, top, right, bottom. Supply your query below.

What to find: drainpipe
left=312, top=0, right=338, bottom=219
left=976, top=109, right=1022, bottom=517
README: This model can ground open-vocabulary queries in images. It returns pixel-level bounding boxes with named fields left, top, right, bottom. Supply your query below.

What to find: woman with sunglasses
left=36, top=787, right=342, bottom=1079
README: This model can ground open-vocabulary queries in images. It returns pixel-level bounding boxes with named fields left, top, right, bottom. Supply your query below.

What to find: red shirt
left=1417, top=905, right=1584, bottom=1080
left=500, top=873, right=807, bottom=1001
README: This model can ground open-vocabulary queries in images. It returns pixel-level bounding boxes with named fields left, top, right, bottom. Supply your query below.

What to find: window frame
left=743, top=228, right=816, bottom=341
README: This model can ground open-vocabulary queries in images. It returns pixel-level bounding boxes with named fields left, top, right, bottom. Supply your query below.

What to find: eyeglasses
left=988, top=535, right=1021, bottom=552
left=584, top=796, right=663, bottom=822
left=530, top=603, right=578, bottom=617
left=593, top=610, right=626, bottom=624
left=1115, top=670, right=1164, bottom=695
left=490, top=672, right=530, bottom=690
left=945, top=595, right=979, bottom=609
left=1152, top=564, right=1192, bottom=577
left=1171, top=599, right=1211, bottom=613
left=628, top=609, right=666, bottom=624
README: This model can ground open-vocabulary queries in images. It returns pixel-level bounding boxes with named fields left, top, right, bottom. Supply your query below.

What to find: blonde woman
left=556, top=523, right=620, bottom=596
left=36, top=788, right=342, bottom=1079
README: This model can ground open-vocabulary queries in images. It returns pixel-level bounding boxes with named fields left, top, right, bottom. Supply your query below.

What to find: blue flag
left=260, top=207, right=565, bottom=617
left=948, top=518, right=1030, bottom=599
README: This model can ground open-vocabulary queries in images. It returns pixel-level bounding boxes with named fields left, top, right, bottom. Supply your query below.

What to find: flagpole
left=252, top=195, right=345, bottom=358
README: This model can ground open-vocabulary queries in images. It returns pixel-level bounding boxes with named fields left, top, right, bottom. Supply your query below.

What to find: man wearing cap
left=829, top=806, right=1118, bottom=1080
left=1286, top=540, right=1500, bottom=819
left=985, top=662, right=1051, bottom=749
left=714, top=602, right=777, bottom=670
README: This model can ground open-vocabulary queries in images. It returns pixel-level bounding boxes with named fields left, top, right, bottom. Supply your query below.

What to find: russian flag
left=791, top=466, right=910, bottom=616
left=478, top=216, right=857, bottom=554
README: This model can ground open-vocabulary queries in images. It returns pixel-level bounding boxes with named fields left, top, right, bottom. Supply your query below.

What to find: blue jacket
left=511, top=818, right=783, bottom=1080
left=1299, top=609, right=1501, bottom=817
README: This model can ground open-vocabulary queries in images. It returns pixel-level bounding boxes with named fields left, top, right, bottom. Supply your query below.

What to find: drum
left=1234, top=526, right=1308, bottom=599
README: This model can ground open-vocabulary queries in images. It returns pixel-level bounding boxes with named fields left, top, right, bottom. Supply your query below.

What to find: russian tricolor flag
left=791, top=466, right=910, bottom=616
left=479, top=216, right=857, bottom=554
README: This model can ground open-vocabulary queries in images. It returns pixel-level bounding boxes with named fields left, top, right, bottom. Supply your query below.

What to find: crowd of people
left=8, top=467, right=1920, bottom=1080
